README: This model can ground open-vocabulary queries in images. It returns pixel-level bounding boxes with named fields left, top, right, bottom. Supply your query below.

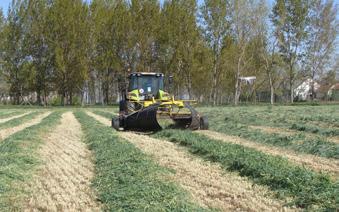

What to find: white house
left=294, top=79, right=320, bottom=101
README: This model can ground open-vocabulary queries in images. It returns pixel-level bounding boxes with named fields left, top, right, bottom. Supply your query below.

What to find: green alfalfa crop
left=0, top=111, right=62, bottom=211
left=0, top=111, right=43, bottom=130
left=74, top=111, right=209, bottom=211
left=152, top=129, right=338, bottom=210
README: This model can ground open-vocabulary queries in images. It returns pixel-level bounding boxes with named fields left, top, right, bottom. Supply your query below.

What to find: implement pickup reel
left=112, top=72, right=208, bottom=131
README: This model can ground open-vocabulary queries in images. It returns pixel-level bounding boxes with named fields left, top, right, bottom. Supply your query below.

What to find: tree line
left=0, top=0, right=337, bottom=105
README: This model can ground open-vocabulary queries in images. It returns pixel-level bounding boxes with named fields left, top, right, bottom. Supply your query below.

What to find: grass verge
left=0, top=111, right=62, bottom=211
left=152, top=129, right=338, bottom=210
left=74, top=111, right=207, bottom=211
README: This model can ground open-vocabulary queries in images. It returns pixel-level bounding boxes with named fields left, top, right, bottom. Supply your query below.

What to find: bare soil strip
left=87, top=111, right=291, bottom=211
left=0, top=111, right=31, bottom=124
left=198, top=130, right=339, bottom=178
left=249, top=125, right=339, bottom=144
left=25, top=112, right=100, bottom=211
left=0, top=112, right=51, bottom=141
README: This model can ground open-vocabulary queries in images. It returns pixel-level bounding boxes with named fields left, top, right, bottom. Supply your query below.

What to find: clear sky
left=0, top=0, right=11, bottom=15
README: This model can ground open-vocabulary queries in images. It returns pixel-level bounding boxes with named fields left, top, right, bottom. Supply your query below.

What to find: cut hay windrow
left=26, top=112, right=100, bottom=211
left=249, top=125, right=339, bottom=145
left=198, top=130, right=339, bottom=178
left=0, top=112, right=52, bottom=142
left=0, top=111, right=42, bottom=130
left=152, top=129, right=338, bottom=210
left=88, top=111, right=291, bottom=211
left=0, top=111, right=26, bottom=119
left=75, top=111, right=206, bottom=211
left=200, top=106, right=339, bottom=160
left=208, top=115, right=338, bottom=159
left=0, top=112, right=62, bottom=211
left=0, top=112, right=32, bottom=124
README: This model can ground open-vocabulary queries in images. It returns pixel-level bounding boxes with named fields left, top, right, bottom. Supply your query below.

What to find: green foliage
left=0, top=111, right=61, bottom=210
left=152, top=129, right=338, bottom=210
left=0, top=0, right=337, bottom=105
left=271, top=0, right=312, bottom=102
left=74, top=111, right=207, bottom=211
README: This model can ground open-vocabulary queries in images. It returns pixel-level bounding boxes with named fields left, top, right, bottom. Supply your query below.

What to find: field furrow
left=198, top=130, right=339, bottom=178
left=87, top=111, right=291, bottom=211
left=0, top=112, right=30, bottom=123
left=25, top=112, right=100, bottom=211
left=0, top=112, right=51, bottom=141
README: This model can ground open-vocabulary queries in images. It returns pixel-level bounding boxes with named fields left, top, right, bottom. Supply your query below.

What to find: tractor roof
left=129, top=72, right=164, bottom=77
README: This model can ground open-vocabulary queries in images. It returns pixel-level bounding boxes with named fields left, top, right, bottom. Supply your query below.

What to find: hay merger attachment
left=112, top=72, right=208, bottom=131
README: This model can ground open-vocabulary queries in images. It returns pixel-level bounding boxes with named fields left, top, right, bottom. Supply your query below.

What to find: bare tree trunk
left=211, top=54, right=218, bottom=106
left=234, top=56, right=242, bottom=105
left=289, top=63, right=294, bottom=103
left=311, top=70, right=315, bottom=101
left=268, top=72, right=274, bottom=105
left=186, top=70, right=192, bottom=100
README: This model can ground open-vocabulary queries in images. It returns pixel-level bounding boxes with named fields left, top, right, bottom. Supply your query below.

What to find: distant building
left=294, top=79, right=320, bottom=101
left=328, top=83, right=339, bottom=100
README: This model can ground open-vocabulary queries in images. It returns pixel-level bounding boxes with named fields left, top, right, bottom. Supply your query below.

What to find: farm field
left=0, top=105, right=338, bottom=211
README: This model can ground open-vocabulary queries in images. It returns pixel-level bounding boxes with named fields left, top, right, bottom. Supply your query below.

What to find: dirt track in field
left=249, top=125, right=339, bottom=144
left=0, top=112, right=51, bottom=141
left=25, top=112, right=100, bottom=211
left=0, top=112, right=32, bottom=124
left=198, top=130, right=339, bottom=178
left=87, top=111, right=292, bottom=211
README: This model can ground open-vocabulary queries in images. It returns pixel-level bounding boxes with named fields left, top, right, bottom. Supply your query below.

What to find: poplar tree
left=45, top=0, right=90, bottom=105
left=161, top=0, right=201, bottom=98
left=2, top=0, right=27, bottom=104
left=200, top=0, right=230, bottom=105
left=272, top=0, right=311, bottom=103
left=305, top=0, right=338, bottom=100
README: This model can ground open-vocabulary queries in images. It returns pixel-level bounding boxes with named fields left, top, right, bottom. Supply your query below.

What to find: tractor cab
left=127, top=72, right=170, bottom=101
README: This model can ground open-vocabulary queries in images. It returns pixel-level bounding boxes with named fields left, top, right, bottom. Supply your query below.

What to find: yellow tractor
left=112, top=72, right=208, bottom=131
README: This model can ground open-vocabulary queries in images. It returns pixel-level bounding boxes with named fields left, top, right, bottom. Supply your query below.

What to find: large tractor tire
left=200, top=116, right=209, bottom=130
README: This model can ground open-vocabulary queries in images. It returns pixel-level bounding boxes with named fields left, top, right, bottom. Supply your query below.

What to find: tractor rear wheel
left=200, top=116, right=209, bottom=130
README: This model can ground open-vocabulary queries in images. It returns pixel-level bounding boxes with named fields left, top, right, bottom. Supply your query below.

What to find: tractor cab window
left=129, top=75, right=138, bottom=91
left=128, top=74, right=164, bottom=95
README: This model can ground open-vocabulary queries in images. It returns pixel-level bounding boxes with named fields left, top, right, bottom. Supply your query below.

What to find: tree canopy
left=0, top=0, right=337, bottom=105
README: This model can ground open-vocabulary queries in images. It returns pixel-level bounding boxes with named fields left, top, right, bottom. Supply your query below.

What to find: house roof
left=329, top=83, right=339, bottom=91
left=317, top=84, right=332, bottom=93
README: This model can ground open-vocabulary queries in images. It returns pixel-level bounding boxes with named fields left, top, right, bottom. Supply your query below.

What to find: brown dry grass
left=0, top=112, right=32, bottom=124
left=24, top=112, right=100, bottom=211
left=198, top=130, right=339, bottom=179
left=87, top=111, right=292, bottom=211
left=0, top=112, right=51, bottom=142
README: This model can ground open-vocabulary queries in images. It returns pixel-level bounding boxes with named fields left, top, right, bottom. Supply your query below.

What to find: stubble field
left=0, top=105, right=338, bottom=211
